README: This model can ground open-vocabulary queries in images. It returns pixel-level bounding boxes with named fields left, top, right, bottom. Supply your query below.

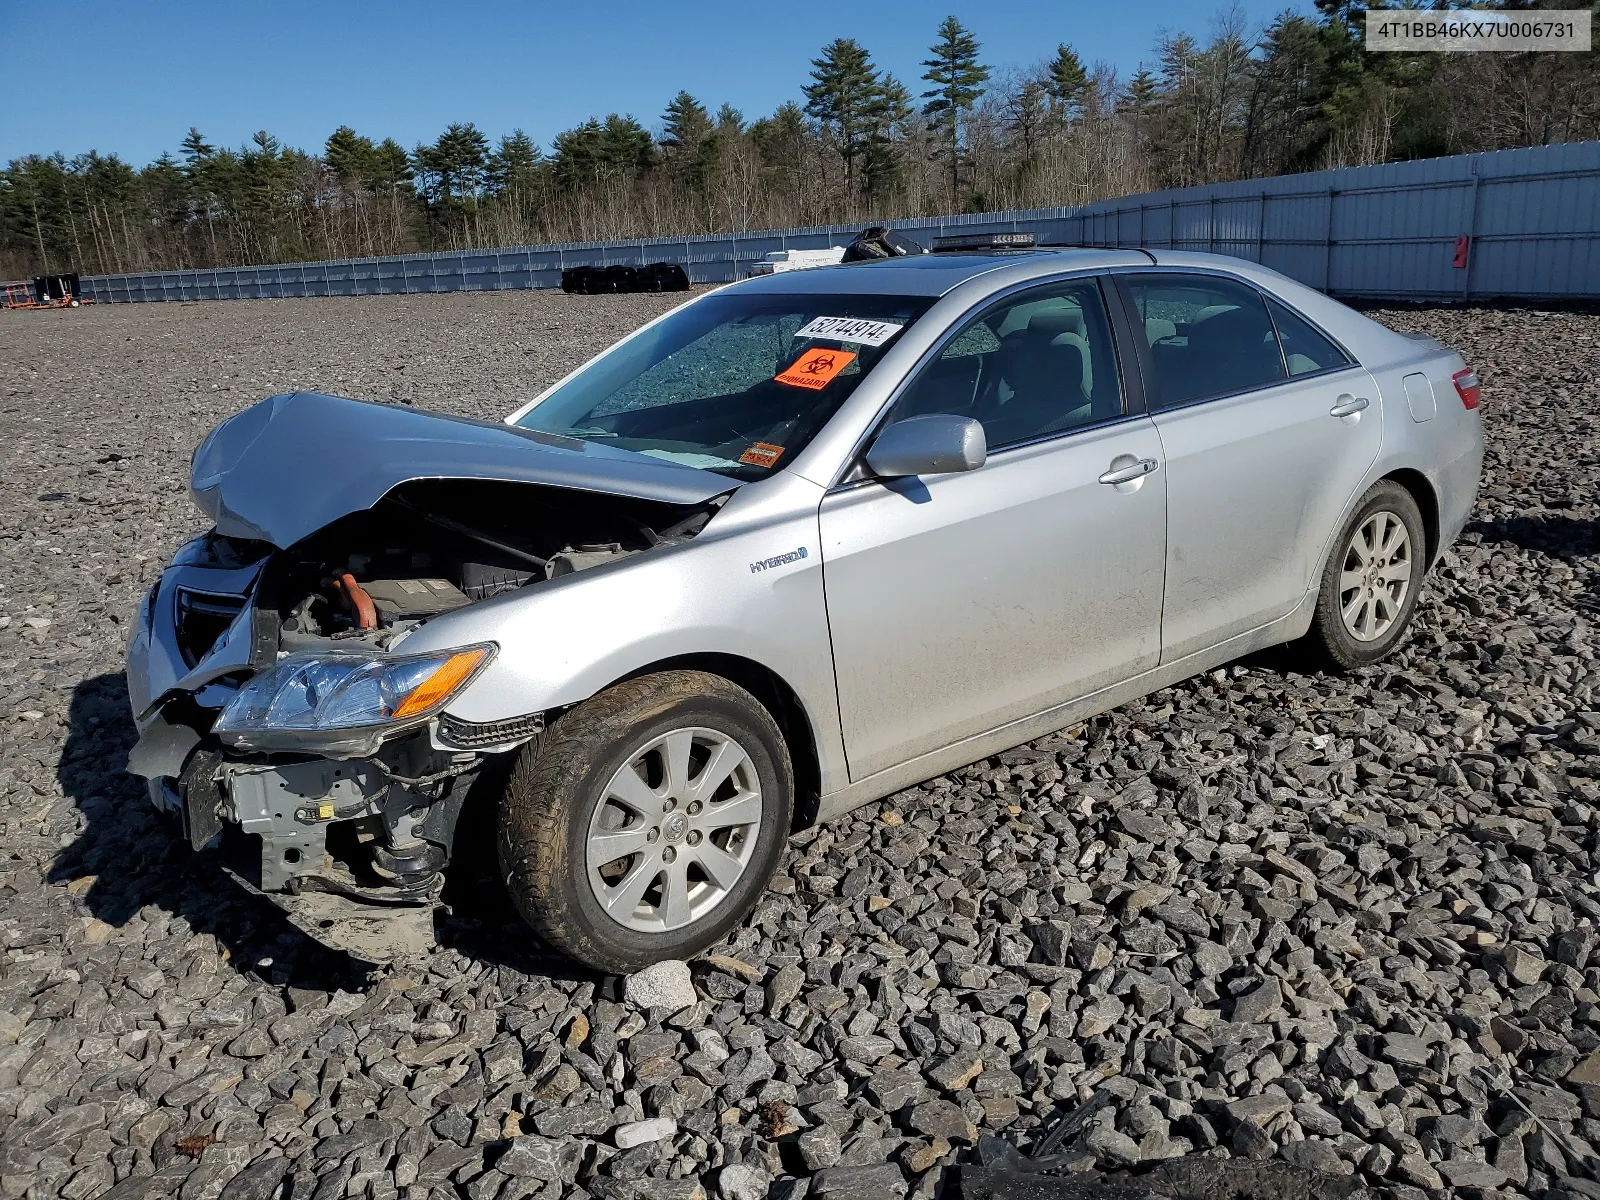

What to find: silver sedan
left=124, top=243, right=1484, bottom=970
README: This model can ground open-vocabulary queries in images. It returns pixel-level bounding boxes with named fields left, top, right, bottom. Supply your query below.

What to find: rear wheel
left=1307, top=480, right=1425, bottom=669
left=498, top=670, right=792, bottom=973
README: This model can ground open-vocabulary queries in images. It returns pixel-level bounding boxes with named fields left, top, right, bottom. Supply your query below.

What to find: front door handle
left=1099, top=457, right=1159, bottom=486
left=1330, top=395, right=1370, bottom=418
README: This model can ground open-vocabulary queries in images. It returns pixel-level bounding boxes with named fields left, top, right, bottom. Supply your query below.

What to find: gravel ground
left=1, top=292, right=1598, bottom=1200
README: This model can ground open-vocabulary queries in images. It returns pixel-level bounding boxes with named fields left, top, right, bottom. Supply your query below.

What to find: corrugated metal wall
left=79, top=140, right=1600, bottom=304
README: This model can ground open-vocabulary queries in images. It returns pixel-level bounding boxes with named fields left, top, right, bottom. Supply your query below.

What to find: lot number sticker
left=795, top=316, right=904, bottom=347
left=775, top=348, right=856, bottom=390
left=739, top=442, right=785, bottom=468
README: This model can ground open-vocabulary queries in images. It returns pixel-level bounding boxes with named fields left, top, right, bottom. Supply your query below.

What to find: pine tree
left=370, top=139, right=414, bottom=191
left=1122, top=68, right=1160, bottom=115
left=486, top=131, right=542, bottom=204
left=180, top=128, right=214, bottom=168
left=661, top=92, right=712, bottom=156
left=1046, top=44, right=1089, bottom=122
left=804, top=38, right=883, bottom=196
left=920, top=17, right=989, bottom=202
left=598, top=115, right=654, bottom=175
left=414, top=123, right=490, bottom=203
left=1005, top=78, right=1050, bottom=159
left=864, top=74, right=912, bottom=204
left=552, top=115, right=653, bottom=189
left=325, top=126, right=378, bottom=187
left=661, top=92, right=713, bottom=191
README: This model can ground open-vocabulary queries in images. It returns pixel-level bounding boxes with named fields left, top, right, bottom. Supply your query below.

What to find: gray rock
left=217, top=1157, right=290, bottom=1200
left=865, top=1067, right=926, bottom=1112
left=16, top=1102, right=106, bottom=1149
left=799, top=1125, right=843, bottom=1170
left=1279, top=1139, right=1348, bottom=1175
left=414, top=1144, right=481, bottom=1184
left=1226, top=1093, right=1291, bottom=1125
left=533, top=1098, right=613, bottom=1137
left=1085, top=1125, right=1142, bottom=1166
left=1231, top=1120, right=1275, bottom=1159
left=497, top=1136, right=582, bottom=1183
left=925, top=1052, right=983, bottom=1092
left=1382, top=1033, right=1431, bottom=1067
left=625, top=960, right=697, bottom=1011
left=909, top=1099, right=976, bottom=1144
left=813, top=1163, right=905, bottom=1193
left=1191, top=941, right=1233, bottom=978
left=718, top=1162, right=771, bottom=1200
left=1437, top=1158, right=1509, bottom=1189
left=1393, top=1150, right=1445, bottom=1190
left=766, top=964, right=804, bottom=1013
left=839, top=1034, right=895, bottom=1064
left=1231, top=978, right=1283, bottom=1024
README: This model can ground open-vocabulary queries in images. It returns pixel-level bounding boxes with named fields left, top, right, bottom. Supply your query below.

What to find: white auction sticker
left=795, top=316, right=905, bottom=347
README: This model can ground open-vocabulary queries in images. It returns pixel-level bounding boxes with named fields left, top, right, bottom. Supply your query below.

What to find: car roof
left=732, top=248, right=1157, bottom=297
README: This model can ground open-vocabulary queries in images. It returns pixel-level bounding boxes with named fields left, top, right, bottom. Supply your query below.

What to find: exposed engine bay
left=131, top=478, right=721, bottom=959
left=266, top=479, right=710, bottom=652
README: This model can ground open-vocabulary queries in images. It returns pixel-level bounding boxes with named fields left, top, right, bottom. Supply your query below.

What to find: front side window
left=1122, top=274, right=1285, bottom=409
left=515, top=292, right=933, bottom=478
left=884, top=277, right=1123, bottom=450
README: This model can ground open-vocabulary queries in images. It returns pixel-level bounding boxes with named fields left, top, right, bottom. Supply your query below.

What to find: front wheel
left=1307, top=480, right=1426, bottom=670
left=498, top=670, right=792, bottom=973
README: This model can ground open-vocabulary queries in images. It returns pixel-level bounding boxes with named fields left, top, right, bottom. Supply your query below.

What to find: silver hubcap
left=586, top=727, right=763, bottom=933
left=1339, top=510, right=1413, bottom=642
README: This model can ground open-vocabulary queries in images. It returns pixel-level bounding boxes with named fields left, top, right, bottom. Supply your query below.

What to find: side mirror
left=865, top=415, right=987, bottom=479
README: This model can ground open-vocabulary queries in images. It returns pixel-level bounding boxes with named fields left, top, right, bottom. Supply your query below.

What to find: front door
left=1118, top=272, right=1384, bottom=661
left=819, top=276, right=1167, bottom=781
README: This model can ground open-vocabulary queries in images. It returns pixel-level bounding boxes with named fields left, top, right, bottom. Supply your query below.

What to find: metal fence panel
left=79, top=141, right=1600, bottom=304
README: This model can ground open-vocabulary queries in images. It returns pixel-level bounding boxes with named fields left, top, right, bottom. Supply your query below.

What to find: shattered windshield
left=513, top=292, right=934, bottom=478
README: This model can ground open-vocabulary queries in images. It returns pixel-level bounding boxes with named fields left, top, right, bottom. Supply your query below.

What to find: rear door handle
left=1099, top=457, right=1159, bottom=486
left=1330, top=395, right=1370, bottom=418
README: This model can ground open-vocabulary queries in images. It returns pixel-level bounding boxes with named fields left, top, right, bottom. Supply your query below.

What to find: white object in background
left=747, top=247, right=847, bottom=277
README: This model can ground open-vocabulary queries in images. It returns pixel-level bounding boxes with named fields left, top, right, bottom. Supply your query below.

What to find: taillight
left=1452, top=368, right=1480, bottom=410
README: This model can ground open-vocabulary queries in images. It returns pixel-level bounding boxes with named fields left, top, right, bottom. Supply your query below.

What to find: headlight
left=213, top=644, right=494, bottom=754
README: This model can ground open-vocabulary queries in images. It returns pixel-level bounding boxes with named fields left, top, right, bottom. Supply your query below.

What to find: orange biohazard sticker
left=739, top=442, right=785, bottom=468
left=775, top=348, right=856, bottom=390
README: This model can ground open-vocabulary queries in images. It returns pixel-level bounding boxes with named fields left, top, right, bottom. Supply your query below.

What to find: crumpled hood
left=190, top=392, right=733, bottom=547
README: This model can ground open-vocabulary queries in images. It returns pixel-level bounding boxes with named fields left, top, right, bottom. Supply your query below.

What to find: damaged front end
left=126, top=393, right=727, bottom=961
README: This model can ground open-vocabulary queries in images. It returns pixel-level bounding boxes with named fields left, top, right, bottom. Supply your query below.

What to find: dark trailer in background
left=32, top=274, right=84, bottom=306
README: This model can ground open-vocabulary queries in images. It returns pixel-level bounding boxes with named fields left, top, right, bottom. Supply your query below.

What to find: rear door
left=819, top=276, right=1167, bottom=780
left=1116, top=272, right=1382, bottom=661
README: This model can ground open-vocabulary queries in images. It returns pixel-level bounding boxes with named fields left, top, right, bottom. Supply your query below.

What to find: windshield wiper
left=560, top=427, right=619, bottom=438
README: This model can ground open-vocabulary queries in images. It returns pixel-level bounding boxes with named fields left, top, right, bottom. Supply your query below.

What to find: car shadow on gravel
left=1467, top=514, right=1599, bottom=558
left=430, top=773, right=614, bottom=987
left=49, top=672, right=367, bottom=993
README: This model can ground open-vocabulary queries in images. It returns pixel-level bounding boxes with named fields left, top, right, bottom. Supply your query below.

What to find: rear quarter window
left=1267, top=297, right=1353, bottom=376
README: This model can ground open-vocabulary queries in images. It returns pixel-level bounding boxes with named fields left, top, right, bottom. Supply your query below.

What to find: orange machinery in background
left=1, top=281, right=37, bottom=309
left=2, top=274, right=93, bottom=309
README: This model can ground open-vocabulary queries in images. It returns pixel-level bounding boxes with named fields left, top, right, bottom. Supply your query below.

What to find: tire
left=1307, top=480, right=1426, bottom=670
left=497, top=670, right=793, bottom=973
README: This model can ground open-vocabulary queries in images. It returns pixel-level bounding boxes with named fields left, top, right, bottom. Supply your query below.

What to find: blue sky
left=4, top=1, right=1311, bottom=165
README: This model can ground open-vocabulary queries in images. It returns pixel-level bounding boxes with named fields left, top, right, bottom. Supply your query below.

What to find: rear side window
left=1268, top=297, right=1352, bottom=376
left=1122, top=275, right=1286, bottom=409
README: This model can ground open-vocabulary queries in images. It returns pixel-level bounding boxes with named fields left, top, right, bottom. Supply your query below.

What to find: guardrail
left=79, top=140, right=1600, bottom=304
